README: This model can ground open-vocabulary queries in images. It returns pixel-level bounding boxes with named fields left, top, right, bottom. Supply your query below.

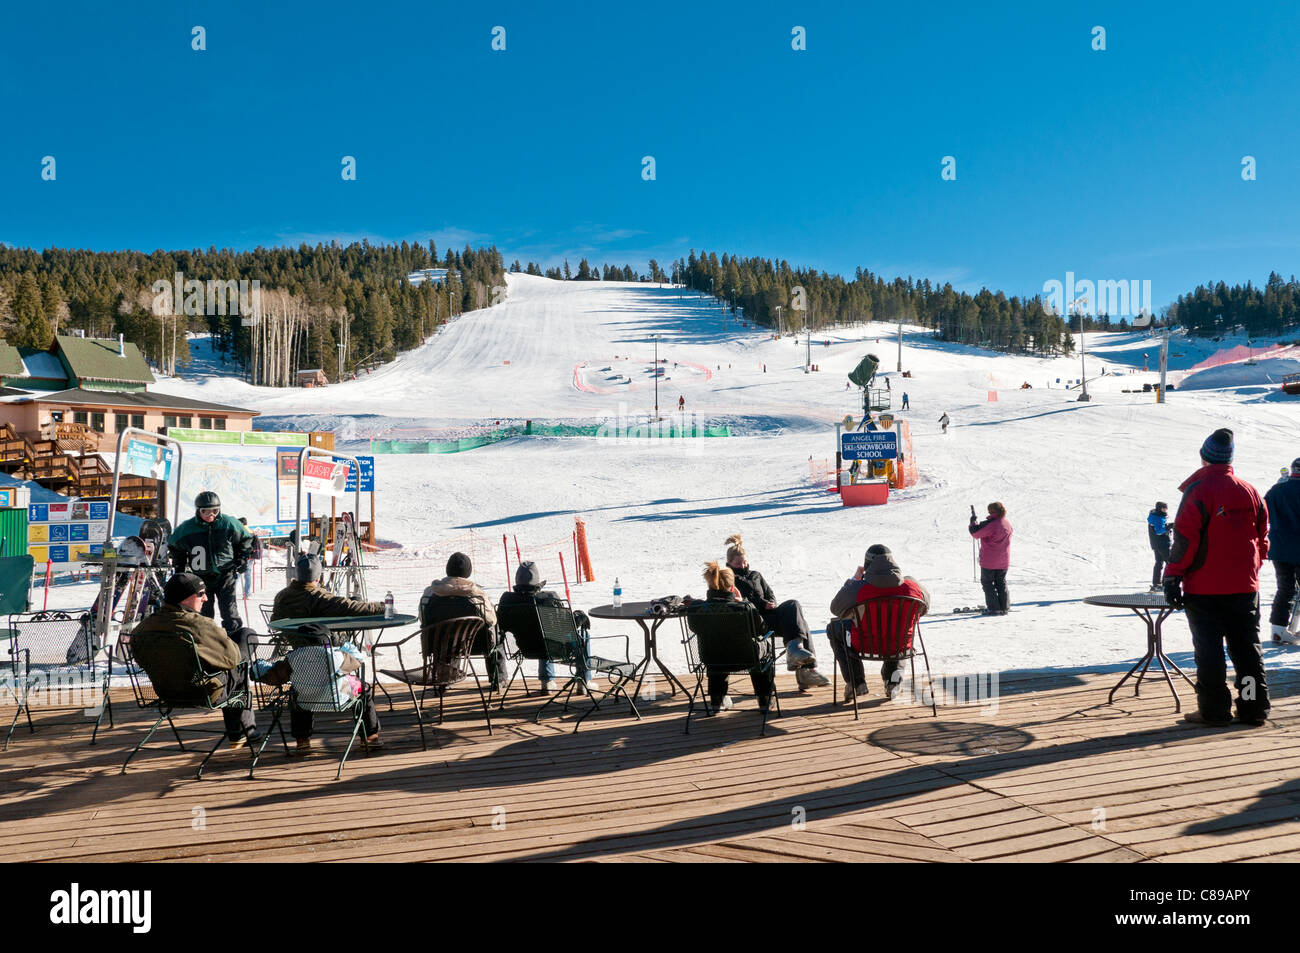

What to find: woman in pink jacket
left=969, top=502, right=1013, bottom=614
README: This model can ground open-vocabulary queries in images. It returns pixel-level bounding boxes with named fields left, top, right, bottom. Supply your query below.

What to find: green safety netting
left=370, top=422, right=730, bottom=453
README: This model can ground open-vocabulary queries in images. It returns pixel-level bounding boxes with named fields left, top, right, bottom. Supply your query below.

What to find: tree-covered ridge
left=672, top=250, right=1075, bottom=355
left=0, top=241, right=505, bottom=385
left=1165, top=272, right=1300, bottom=340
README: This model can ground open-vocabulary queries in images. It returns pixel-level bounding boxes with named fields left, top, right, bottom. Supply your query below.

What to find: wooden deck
left=2, top=668, right=1299, bottom=863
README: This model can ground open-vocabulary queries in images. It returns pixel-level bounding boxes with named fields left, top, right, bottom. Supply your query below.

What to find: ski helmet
left=195, top=490, right=221, bottom=511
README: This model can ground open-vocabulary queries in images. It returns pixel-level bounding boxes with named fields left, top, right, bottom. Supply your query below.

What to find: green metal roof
left=0, top=342, right=25, bottom=378
left=53, top=335, right=154, bottom=385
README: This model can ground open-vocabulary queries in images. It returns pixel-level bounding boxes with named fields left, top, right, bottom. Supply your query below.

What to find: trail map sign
left=840, top=431, right=898, bottom=460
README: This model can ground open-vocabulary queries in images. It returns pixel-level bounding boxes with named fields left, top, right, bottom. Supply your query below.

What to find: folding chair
left=4, top=610, right=112, bottom=749
left=831, top=595, right=937, bottom=718
left=681, top=600, right=780, bottom=736
left=261, top=643, right=374, bottom=780
left=379, top=616, right=492, bottom=750
left=120, top=631, right=268, bottom=779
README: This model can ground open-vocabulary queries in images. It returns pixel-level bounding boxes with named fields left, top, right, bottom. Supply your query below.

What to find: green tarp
left=370, top=421, right=730, bottom=453
left=0, top=555, right=33, bottom=614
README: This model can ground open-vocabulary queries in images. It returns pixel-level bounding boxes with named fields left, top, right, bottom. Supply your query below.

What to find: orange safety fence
left=575, top=517, right=596, bottom=583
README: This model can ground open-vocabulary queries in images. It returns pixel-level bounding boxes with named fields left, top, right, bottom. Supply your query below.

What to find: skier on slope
left=938, top=412, right=950, bottom=434
left=1147, top=501, right=1172, bottom=592
left=969, top=502, right=1012, bottom=615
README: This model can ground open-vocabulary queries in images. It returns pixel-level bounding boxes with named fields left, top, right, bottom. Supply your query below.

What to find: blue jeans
left=539, top=633, right=590, bottom=681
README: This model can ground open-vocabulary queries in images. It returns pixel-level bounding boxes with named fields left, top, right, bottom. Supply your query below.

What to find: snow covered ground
left=88, top=273, right=1300, bottom=685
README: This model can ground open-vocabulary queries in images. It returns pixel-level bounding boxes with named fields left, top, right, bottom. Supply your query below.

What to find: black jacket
left=731, top=566, right=776, bottom=613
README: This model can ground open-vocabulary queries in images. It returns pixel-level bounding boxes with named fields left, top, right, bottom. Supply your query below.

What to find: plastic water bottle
left=384, top=590, right=394, bottom=619
left=612, top=578, right=622, bottom=610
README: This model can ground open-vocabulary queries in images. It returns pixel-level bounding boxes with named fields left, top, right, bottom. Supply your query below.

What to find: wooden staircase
left=0, top=423, right=159, bottom=516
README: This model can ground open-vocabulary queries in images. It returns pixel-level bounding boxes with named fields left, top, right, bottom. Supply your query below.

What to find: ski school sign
left=840, top=431, right=898, bottom=460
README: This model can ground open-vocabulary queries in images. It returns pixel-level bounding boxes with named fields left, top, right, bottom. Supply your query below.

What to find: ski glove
left=1162, top=576, right=1184, bottom=610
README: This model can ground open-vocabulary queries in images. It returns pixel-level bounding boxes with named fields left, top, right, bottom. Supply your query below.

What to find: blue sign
left=29, top=504, right=48, bottom=522
left=841, top=431, right=898, bottom=461
left=70, top=523, right=89, bottom=541
left=48, top=545, right=69, bottom=563
left=49, top=524, right=69, bottom=542
left=89, top=502, right=109, bottom=520
left=344, top=455, right=376, bottom=493
left=124, top=438, right=174, bottom=481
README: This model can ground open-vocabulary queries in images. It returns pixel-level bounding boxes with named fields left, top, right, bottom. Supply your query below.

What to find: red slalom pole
left=503, top=534, right=511, bottom=588
left=559, top=552, right=571, bottom=603
left=43, top=560, right=52, bottom=610
left=573, top=531, right=580, bottom=583
left=513, top=534, right=521, bottom=566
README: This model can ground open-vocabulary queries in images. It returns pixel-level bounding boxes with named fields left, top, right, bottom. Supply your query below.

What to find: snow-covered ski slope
left=148, top=274, right=1300, bottom=681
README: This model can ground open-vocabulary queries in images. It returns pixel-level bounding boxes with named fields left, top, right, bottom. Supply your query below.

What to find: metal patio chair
left=831, top=595, right=937, bottom=718
left=681, top=600, right=780, bottom=736
left=379, top=616, right=492, bottom=750
left=4, top=610, right=112, bottom=750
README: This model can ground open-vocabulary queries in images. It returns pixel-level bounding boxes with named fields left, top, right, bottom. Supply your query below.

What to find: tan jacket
left=271, top=580, right=386, bottom=621
left=419, top=575, right=497, bottom=629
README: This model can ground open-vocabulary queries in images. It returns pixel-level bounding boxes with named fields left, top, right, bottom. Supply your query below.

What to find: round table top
left=269, top=613, right=416, bottom=632
left=1082, top=593, right=1170, bottom=609
left=587, top=602, right=675, bottom=620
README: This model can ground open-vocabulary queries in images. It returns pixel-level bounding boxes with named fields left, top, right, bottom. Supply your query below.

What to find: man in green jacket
left=168, top=490, right=254, bottom=634
left=129, top=572, right=260, bottom=743
left=272, top=554, right=386, bottom=624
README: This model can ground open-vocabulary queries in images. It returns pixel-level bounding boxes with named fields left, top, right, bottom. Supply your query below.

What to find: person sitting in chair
left=699, top=560, right=773, bottom=713
left=828, top=545, right=931, bottom=702
left=280, top=623, right=381, bottom=755
left=130, top=572, right=261, bottom=745
left=419, top=552, right=506, bottom=691
left=724, top=533, right=830, bottom=691
left=271, top=554, right=386, bottom=623
left=497, top=560, right=594, bottom=694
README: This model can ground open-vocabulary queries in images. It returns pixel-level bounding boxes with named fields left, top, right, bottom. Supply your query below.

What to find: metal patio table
left=1083, top=592, right=1194, bottom=711
left=587, top=602, right=689, bottom=700
left=269, top=614, right=417, bottom=708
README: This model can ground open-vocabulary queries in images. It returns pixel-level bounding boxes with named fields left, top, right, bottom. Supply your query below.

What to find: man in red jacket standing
left=1163, top=428, right=1270, bottom=727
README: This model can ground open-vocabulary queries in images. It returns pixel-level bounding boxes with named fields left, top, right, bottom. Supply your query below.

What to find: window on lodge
left=199, top=417, right=212, bottom=429
left=90, top=413, right=105, bottom=433
left=114, top=414, right=128, bottom=433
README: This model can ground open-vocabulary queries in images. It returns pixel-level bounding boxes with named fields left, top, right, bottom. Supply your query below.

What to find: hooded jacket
left=419, top=575, right=497, bottom=629
left=969, top=516, right=1012, bottom=570
left=830, top=553, right=931, bottom=623
left=271, top=580, right=386, bottom=622
left=1165, top=463, right=1268, bottom=595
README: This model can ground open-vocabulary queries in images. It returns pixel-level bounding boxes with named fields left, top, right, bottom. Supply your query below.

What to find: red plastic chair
left=832, top=595, right=936, bottom=718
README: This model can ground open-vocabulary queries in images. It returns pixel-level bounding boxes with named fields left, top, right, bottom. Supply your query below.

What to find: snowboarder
left=1264, top=457, right=1300, bottom=644
left=1163, top=428, right=1271, bottom=726
left=969, top=503, right=1012, bottom=614
left=902, top=392, right=910, bottom=410
left=938, top=412, right=950, bottom=433
left=168, top=491, right=255, bottom=634
left=1147, top=501, right=1172, bottom=592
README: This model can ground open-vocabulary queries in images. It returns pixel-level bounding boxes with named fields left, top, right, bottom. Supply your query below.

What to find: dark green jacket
left=130, top=604, right=241, bottom=703
left=271, top=581, right=386, bottom=622
left=168, top=513, right=254, bottom=578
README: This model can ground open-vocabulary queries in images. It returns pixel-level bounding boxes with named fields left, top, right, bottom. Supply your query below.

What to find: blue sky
left=2, top=0, right=1297, bottom=310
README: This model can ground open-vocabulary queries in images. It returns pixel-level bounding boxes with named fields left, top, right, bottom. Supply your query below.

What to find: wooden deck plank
left=1, top=669, right=1296, bottom=862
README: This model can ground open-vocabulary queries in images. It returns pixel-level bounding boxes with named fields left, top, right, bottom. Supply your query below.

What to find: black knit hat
left=1200, top=428, right=1234, bottom=464
left=164, top=572, right=206, bottom=605
left=446, top=552, right=473, bottom=578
